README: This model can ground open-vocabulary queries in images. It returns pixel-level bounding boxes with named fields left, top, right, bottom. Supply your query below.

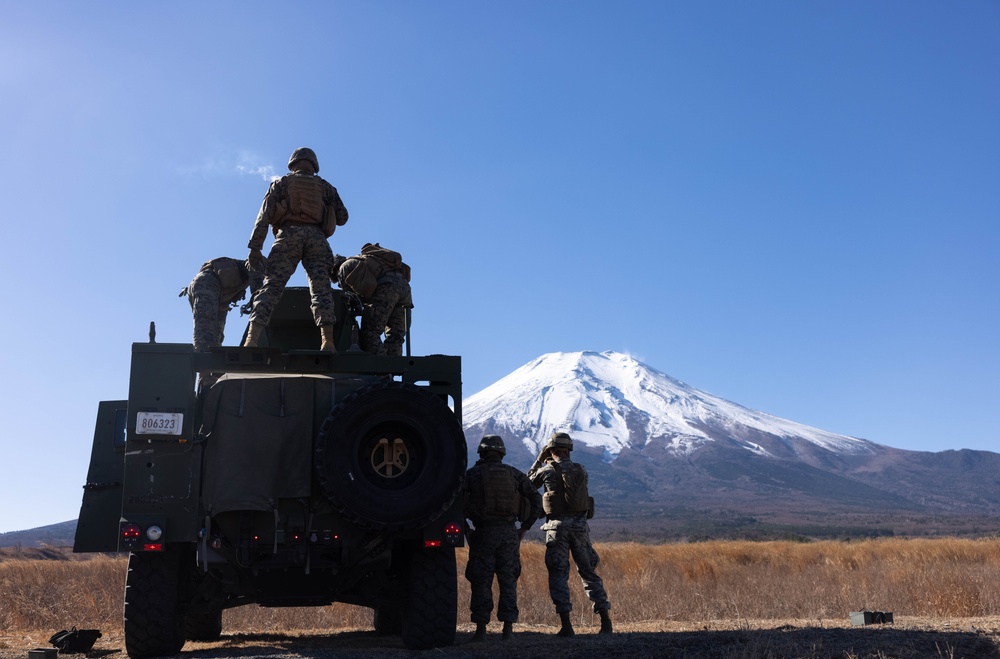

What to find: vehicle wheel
left=373, top=606, right=403, bottom=636
left=124, top=550, right=186, bottom=658
left=401, top=544, right=457, bottom=650
left=184, top=609, right=223, bottom=641
left=315, top=381, right=467, bottom=531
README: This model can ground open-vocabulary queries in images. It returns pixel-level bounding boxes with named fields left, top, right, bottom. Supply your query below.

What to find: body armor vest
left=480, top=462, right=521, bottom=519
left=278, top=173, right=325, bottom=225
left=542, top=461, right=591, bottom=516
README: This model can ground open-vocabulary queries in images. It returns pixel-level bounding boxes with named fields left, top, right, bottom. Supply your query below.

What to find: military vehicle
left=74, top=288, right=467, bottom=657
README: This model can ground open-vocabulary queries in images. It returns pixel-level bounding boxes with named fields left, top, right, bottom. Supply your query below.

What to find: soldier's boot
left=502, top=621, right=513, bottom=640
left=243, top=321, right=264, bottom=348
left=599, top=609, right=613, bottom=635
left=557, top=612, right=575, bottom=637
left=471, top=622, right=487, bottom=642
left=319, top=324, right=337, bottom=353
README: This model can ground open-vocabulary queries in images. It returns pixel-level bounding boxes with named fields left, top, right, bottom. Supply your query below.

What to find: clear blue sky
left=1, top=2, right=996, bottom=533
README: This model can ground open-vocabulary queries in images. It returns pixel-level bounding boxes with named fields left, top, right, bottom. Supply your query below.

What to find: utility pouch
left=322, top=203, right=338, bottom=237
left=216, top=263, right=243, bottom=291
left=542, top=490, right=566, bottom=516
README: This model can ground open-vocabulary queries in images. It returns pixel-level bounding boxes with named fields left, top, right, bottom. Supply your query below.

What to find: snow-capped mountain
left=464, top=350, right=877, bottom=461
left=463, top=351, right=1000, bottom=540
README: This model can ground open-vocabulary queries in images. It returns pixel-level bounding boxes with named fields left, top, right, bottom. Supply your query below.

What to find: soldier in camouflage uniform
left=244, top=147, right=348, bottom=352
left=528, top=431, right=613, bottom=637
left=180, top=257, right=257, bottom=351
left=463, top=435, right=543, bottom=641
left=332, top=243, right=412, bottom=356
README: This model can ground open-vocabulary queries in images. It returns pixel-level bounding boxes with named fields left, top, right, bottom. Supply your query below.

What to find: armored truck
left=74, top=288, right=467, bottom=657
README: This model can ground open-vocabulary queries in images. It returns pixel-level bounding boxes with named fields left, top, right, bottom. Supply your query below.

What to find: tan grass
left=4, top=537, right=1000, bottom=633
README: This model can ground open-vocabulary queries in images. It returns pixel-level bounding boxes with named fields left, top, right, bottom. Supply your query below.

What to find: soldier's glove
left=517, top=527, right=528, bottom=542
left=248, top=248, right=266, bottom=271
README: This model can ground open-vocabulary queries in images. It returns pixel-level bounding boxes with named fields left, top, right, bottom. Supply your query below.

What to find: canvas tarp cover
left=199, top=377, right=332, bottom=514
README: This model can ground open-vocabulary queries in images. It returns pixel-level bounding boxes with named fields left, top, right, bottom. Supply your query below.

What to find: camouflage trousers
left=464, top=524, right=522, bottom=623
left=249, top=225, right=335, bottom=327
left=542, top=517, right=610, bottom=614
left=187, top=271, right=228, bottom=351
left=360, top=272, right=412, bottom=356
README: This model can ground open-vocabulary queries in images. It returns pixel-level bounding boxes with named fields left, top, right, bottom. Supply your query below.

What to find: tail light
left=444, top=522, right=463, bottom=547
left=120, top=522, right=165, bottom=551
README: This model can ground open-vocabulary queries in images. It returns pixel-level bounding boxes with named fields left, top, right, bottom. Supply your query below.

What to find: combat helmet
left=478, top=435, right=506, bottom=457
left=288, top=147, right=319, bottom=173
left=545, top=431, right=573, bottom=452
left=331, top=253, right=347, bottom=273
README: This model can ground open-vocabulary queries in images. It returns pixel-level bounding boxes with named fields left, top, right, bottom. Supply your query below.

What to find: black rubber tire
left=315, top=381, right=467, bottom=531
left=400, top=545, right=458, bottom=650
left=373, top=606, right=403, bottom=636
left=124, top=551, right=186, bottom=658
left=184, top=609, right=223, bottom=641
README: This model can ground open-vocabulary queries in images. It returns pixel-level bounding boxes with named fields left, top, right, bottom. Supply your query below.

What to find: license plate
left=136, top=412, right=183, bottom=436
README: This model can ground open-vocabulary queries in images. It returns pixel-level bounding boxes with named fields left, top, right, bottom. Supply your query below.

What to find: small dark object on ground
left=850, top=611, right=894, bottom=626
left=48, top=627, right=102, bottom=654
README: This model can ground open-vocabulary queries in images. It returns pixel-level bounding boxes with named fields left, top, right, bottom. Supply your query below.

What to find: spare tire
left=315, top=381, right=467, bottom=531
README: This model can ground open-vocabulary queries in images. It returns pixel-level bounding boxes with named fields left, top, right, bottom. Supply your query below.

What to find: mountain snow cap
left=463, top=350, right=877, bottom=460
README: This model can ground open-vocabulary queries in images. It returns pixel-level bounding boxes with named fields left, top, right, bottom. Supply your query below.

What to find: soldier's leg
left=360, top=285, right=399, bottom=356
left=567, top=530, right=610, bottom=613
left=383, top=278, right=411, bottom=356
left=300, top=230, right=336, bottom=327
left=190, top=275, right=222, bottom=352
left=465, top=531, right=499, bottom=624
left=495, top=527, right=522, bottom=623
left=544, top=529, right=573, bottom=614
left=249, top=229, right=303, bottom=326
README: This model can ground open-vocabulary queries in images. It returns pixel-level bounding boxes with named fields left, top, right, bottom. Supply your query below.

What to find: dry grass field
left=4, top=538, right=1000, bottom=657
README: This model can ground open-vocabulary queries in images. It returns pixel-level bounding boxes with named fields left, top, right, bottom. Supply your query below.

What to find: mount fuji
left=463, top=351, right=1000, bottom=540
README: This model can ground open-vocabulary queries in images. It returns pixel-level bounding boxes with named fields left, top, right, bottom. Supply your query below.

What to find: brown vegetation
left=4, top=538, right=1000, bottom=657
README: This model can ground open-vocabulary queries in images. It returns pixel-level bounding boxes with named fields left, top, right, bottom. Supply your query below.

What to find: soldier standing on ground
left=463, top=435, right=543, bottom=642
left=244, top=147, right=348, bottom=352
left=332, top=243, right=412, bottom=356
left=528, top=431, right=613, bottom=637
left=180, top=257, right=259, bottom=351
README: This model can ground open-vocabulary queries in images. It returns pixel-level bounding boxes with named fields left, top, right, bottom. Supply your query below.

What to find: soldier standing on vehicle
left=180, top=256, right=260, bottom=351
left=244, top=147, right=348, bottom=352
left=332, top=243, right=412, bottom=356
left=463, top=435, right=543, bottom=642
left=528, top=431, right=612, bottom=637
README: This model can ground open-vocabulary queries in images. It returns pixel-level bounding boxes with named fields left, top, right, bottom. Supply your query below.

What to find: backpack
left=339, top=256, right=379, bottom=298
left=542, top=461, right=594, bottom=518
left=49, top=627, right=102, bottom=654
left=361, top=243, right=411, bottom=282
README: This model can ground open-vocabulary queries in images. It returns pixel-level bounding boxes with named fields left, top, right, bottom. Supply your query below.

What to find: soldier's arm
left=527, top=461, right=548, bottom=488
left=248, top=181, right=281, bottom=250
left=517, top=472, right=544, bottom=531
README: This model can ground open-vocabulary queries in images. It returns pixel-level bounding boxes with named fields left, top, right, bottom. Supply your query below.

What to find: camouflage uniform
left=362, top=271, right=412, bottom=356
left=463, top=453, right=543, bottom=625
left=333, top=246, right=412, bottom=356
left=247, top=167, right=348, bottom=328
left=528, top=456, right=611, bottom=615
left=183, top=257, right=251, bottom=351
